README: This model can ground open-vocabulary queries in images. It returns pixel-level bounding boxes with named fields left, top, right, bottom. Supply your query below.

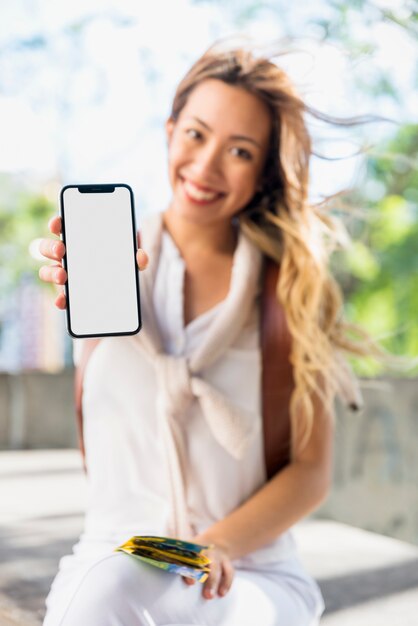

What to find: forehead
left=179, top=78, right=272, bottom=142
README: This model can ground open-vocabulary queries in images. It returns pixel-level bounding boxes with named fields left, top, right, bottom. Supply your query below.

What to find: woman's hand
left=38, top=215, right=149, bottom=309
left=183, top=540, right=235, bottom=600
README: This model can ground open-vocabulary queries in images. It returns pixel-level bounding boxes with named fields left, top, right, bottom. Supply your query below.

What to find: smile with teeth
left=182, top=178, right=224, bottom=202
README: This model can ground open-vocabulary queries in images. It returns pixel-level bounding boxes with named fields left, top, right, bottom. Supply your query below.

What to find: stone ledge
left=1, top=450, right=418, bottom=625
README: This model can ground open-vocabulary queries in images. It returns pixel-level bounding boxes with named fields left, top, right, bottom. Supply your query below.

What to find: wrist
left=194, top=532, right=232, bottom=558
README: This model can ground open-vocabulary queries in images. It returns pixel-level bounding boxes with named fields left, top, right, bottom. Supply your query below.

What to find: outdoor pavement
left=1, top=449, right=418, bottom=625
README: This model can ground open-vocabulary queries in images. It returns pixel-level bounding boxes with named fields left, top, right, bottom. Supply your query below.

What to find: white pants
left=43, top=551, right=324, bottom=626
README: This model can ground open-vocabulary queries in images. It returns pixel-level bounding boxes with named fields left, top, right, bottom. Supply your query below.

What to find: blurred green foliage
left=0, top=175, right=56, bottom=298
left=334, top=124, right=418, bottom=376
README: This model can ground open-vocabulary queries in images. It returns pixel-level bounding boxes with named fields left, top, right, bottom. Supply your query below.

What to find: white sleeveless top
left=74, top=221, right=297, bottom=567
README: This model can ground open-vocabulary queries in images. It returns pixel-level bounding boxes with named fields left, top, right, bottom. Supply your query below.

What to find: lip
left=180, top=176, right=226, bottom=195
left=180, top=176, right=226, bottom=205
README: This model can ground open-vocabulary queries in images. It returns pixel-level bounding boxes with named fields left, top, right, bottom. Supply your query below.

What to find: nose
left=191, top=142, right=223, bottom=180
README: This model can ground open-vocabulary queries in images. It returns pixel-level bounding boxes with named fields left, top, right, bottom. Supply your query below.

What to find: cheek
left=168, top=143, right=181, bottom=169
left=230, top=167, right=259, bottom=201
left=167, top=150, right=183, bottom=188
left=168, top=141, right=192, bottom=183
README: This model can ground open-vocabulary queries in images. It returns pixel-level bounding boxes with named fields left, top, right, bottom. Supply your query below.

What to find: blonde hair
left=169, top=40, right=392, bottom=453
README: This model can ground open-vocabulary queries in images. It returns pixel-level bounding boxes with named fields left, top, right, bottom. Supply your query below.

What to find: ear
left=165, top=117, right=175, bottom=146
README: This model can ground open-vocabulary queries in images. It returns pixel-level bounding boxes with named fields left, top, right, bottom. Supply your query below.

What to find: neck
left=162, top=206, right=238, bottom=260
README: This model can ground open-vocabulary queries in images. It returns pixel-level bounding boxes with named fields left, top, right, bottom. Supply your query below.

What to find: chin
left=178, top=206, right=217, bottom=225
left=169, top=195, right=213, bottom=220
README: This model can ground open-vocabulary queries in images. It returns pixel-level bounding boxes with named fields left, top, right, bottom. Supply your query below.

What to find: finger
left=48, top=215, right=62, bottom=236
left=39, top=238, right=65, bottom=262
left=218, top=560, right=234, bottom=597
left=181, top=576, right=196, bottom=586
left=203, top=560, right=221, bottom=600
left=136, top=248, right=149, bottom=271
left=54, top=291, right=67, bottom=310
left=39, top=264, right=67, bottom=285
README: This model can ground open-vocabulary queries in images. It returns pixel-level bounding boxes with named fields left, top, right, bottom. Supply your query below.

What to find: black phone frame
left=59, top=183, right=142, bottom=339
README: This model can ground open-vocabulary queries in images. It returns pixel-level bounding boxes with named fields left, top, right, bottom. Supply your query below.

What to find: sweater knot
left=154, top=354, right=193, bottom=418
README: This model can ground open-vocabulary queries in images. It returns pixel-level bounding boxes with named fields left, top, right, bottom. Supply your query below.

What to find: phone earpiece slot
left=78, top=185, right=116, bottom=193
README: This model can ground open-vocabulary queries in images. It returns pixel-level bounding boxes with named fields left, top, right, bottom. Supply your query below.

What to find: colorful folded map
left=115, top=535, right=212, bottom=582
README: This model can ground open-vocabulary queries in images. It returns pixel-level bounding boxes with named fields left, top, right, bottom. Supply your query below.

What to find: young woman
left=39, top=42, right=366, bottom=626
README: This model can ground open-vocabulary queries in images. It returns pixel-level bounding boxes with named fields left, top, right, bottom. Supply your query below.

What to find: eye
left=185, top=128, right=202, bottom=140
left=231, top=147, right=253, bottom=161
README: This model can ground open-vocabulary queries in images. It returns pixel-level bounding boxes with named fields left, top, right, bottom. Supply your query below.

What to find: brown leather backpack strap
left=260, top=257, right=294, bottom=480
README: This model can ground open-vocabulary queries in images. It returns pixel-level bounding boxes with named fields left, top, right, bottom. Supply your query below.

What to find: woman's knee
left=59, top=553, right=161, bottom=626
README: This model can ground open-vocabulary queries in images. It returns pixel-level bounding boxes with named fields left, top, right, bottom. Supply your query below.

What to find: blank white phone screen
left=62, top=186, right=140, bottom=337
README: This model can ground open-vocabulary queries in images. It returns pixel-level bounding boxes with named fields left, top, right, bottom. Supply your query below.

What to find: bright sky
left=0, top=0, right=416, bottom=210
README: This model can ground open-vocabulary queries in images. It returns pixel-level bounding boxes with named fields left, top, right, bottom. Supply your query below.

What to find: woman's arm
left=195, top=386, right=334, bottom=561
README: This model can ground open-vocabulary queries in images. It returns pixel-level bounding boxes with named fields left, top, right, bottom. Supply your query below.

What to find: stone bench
left=1, top=450, right=418, bottom=625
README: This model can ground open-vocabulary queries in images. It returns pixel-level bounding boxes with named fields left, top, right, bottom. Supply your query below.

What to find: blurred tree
left=0, top=14, right=111, bottom=177
left=0, top=175, right=55, bottom=296
left=334, top=123, right=418, bottom=375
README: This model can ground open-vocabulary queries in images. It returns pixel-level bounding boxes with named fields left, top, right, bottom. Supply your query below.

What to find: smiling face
left=165, top=78, right=272, bottom=227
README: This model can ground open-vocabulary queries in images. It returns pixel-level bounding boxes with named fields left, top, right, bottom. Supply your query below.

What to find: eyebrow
left=186, top=116, right=262, bottom=148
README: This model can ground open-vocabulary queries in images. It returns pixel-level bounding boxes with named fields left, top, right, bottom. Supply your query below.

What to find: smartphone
left=60, top=183, right=141, bottom=338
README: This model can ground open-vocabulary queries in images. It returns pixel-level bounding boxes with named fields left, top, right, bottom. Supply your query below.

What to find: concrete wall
left=0, top=370, right=77, bottom=449
left=315, top=378, right=418, bottom=546
left=0, top=371, right=417, bottom=545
